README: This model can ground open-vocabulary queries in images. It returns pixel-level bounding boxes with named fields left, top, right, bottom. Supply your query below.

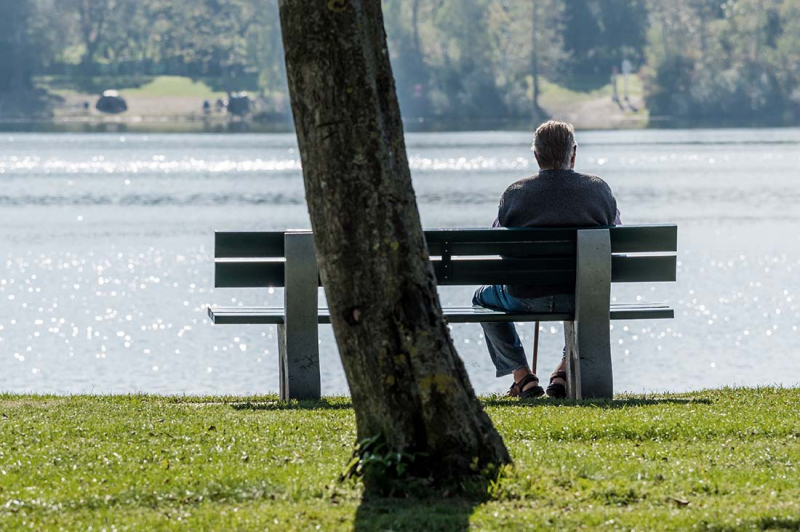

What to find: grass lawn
left=118, top=76, right=227, bottom=99
left=539, top=74, right=645, bottom=107
left=1, top=388, right=799, bottom=531
left=537, top=74, right=648, bottom=130
left=37, top=75, right=227, bottom=100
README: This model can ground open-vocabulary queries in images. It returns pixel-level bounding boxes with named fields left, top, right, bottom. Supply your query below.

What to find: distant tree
left=530, top=0, right=544, bottom=124
left=28, top=0, right=78, bottom=74
left=775, top=0, right=800, bottom=121
left=430, top=0, right=507, bottom=122
left=561, top=0, right=649, bottom=86
left=156, top=0, right=258, bottom=95
left=0, top=0, right=33, bottom=93
left=644, top=0, right=796, bottom=125
left=248, top=0, right=287, bottom=99
left=486, top=0, right=564, bottom=122
left=278, top=0, right=510, bottom=489
left=66, top=0, right=116, bottom=75
left=561, top=0, right=603, bottom=74
left=383, top=0, right=431, bottom=119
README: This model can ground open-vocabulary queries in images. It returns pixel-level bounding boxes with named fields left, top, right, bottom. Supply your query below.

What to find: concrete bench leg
left=565, top=229, right=613, bottom=400
left=279, top=231, right=321, bottom=401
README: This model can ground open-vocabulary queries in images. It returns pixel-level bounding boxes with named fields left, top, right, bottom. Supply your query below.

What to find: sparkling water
left=1, top=129, right=799, bottom=395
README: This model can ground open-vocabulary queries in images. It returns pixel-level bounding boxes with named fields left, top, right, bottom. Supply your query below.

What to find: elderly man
left=473, top=120, right=621, bottom=399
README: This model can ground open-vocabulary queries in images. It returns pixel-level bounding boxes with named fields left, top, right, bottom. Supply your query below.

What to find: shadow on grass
left=708, top=516, right=800, bottom=532
left=231, top=399, right=353, bottom=411
left=231, top=396, right=712, bottom=412
left=481, top=397, right=713, bottom=409
left=354, top=496, right=479, bottom=532
left=557, top=72, right=611, bottom=93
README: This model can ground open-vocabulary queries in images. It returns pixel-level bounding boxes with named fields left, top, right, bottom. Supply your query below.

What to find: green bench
left=208, top=225, right=677, bottom=401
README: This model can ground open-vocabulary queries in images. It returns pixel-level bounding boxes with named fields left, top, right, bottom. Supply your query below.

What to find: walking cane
left=532, top=321, right=540, bottom=375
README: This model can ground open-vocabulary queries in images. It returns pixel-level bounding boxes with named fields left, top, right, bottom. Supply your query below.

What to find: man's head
left=532, top=120, right=577, bottom=170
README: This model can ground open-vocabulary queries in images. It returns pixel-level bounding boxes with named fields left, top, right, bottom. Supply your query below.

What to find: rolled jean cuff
left=496, top=363, right=529, bottom=379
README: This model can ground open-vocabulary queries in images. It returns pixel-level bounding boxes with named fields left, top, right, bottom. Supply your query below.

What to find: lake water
left=2, top=129, right=799, bottom=396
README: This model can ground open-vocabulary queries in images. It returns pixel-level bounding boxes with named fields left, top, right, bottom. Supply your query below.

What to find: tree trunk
left=278, top=0, right=510, bottom=486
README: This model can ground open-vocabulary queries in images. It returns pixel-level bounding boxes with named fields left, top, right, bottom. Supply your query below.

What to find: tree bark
left=278, top=0, right=510, bottom=485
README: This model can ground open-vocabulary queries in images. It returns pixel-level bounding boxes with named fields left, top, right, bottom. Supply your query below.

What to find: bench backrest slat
left=611, top=255, right=676, bottom=283
left=214, top=225, right=677, bottom=258
left=215, top=260, right=286, bottom=288
left=609, top=225, right=677, bottom=253
left=215, top=232, right=285, bottom=258
left=214, top=225, right=677, bottom=288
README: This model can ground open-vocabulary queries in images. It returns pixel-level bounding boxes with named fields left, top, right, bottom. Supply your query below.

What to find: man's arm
left=614, top=209, right=622, bottom=226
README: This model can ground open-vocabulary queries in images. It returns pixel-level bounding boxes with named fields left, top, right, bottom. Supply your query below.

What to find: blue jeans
left=472, top=285, right=575, bottom=378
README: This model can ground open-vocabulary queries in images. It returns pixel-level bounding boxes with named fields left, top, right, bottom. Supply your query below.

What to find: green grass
left=36, top=75, right=227, bottom=99
left=1, top=388, right=799, bottom=531
left=120, top=76, right=227, bottom=99
left=539, top=74, right=645, bottom=104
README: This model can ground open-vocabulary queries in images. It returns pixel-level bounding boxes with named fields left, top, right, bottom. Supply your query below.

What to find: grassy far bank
left=38, top=75, right=228, bottom=100
left=24, top=74, right=645, bottom=131
left=34, top=75, right=230, bottom=121
left=1, top=388, right=799, bottom=531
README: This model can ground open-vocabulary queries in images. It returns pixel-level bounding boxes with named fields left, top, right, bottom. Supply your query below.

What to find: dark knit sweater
left=495, top=169, right=618, bottom=298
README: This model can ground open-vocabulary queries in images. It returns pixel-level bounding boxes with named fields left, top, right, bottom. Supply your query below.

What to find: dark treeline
left=1, top=0, right=799, bottom=126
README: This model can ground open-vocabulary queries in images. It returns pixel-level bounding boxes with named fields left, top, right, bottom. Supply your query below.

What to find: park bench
left=208, top=225, right=677, bottom=401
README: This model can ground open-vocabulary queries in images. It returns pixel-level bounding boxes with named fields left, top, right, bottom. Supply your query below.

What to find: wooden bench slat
left=215, top=225, right=678, bottom=259
left=207, top=303, right=673, bottom=325
left=611, top=255, right=677, bottom=283
left=610, top=225, right=677, bottom=253
left=215, top=231, right=285, bottom=258
left=441, top=241, right=577, bottom=257
left=215, top=260, right=289, bottom=288
left=432, top=257, right=575, bottom=287
left=214, top=254, right=677, bottom=288
left=424, top=227, right=578, bottom=244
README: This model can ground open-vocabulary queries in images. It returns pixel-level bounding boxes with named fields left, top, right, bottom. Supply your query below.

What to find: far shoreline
left=2, top=115, right=797, bottom=135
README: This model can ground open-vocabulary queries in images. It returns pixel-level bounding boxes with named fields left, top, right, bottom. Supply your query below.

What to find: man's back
left=496, top=168, right=618, bottom=298
left=497, top=169, right=617, bottom=228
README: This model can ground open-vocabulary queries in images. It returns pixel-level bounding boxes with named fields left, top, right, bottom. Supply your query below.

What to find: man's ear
left=570, top=145, right=577, bottom=169
left=534, top=151, right=541, bottom=168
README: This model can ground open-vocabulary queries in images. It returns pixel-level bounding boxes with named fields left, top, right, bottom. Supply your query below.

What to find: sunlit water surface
left=2, top=130, right=799, bottom=395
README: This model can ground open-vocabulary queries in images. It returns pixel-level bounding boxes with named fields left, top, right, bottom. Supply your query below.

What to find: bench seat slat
left=207, top=304, right=673, bottom=325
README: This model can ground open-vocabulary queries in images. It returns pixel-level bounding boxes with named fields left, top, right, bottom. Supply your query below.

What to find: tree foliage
left=7, top=0, right=800, bottom=125
left=644, top=0, right=800, bottom=124
left=0, top=0, right=34, bottom=93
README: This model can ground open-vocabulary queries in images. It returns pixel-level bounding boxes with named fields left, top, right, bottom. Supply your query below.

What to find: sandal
left=546, top=371, right=567, bottom=399
left=507, top=373, right=545, bottom=399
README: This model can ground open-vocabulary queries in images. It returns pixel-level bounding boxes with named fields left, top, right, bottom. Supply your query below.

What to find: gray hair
left=532, top=120, right=576, bottom=170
